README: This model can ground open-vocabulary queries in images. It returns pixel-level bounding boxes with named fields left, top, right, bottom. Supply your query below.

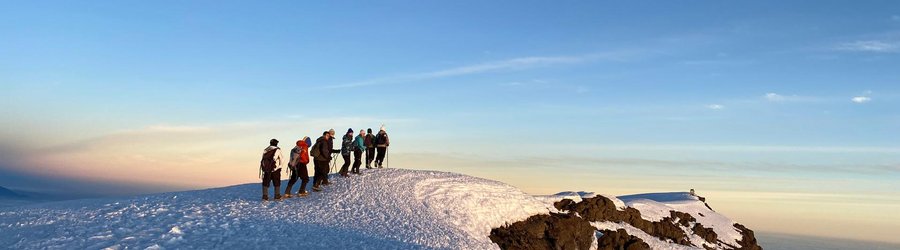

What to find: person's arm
left=275, top=148, right=284, bottom=168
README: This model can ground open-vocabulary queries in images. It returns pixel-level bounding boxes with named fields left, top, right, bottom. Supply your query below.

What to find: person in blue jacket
left=352, top=129, right=366, bottom=174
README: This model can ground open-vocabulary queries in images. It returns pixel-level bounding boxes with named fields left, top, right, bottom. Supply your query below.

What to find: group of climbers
left=259, top=126, right=390, bottom=201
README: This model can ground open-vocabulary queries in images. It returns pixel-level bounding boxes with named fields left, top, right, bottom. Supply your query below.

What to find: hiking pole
left=330, top=153, right=337, bottom=173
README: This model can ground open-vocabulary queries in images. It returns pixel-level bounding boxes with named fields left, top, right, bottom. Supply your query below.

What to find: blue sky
left=2, top=0, right=899, bottom=243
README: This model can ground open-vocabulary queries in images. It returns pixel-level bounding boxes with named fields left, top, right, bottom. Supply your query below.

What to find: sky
left=2, top=0, right=899, bottom=244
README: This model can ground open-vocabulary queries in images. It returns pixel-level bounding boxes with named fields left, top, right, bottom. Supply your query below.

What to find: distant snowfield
left=0, top=169, right=747, bottom=249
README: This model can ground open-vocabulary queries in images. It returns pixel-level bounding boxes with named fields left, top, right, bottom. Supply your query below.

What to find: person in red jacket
left=284, top=137, right=310, bottom=198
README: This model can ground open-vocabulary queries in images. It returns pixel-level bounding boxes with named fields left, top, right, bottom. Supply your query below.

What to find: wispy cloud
left=762, top=92, right=823, bottom=103
left=852, top=96, right=872, bottom=104
left=322, top=51, right=645, bottom=89
left=852, top=90, right=874, bottom=104
left=834, top=40, right=900, bottom=53
left=707, top=104, right=725, bottom=110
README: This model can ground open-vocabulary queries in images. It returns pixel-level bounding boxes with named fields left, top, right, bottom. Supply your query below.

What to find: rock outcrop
left=489, top=213, right=595, bottom=250
left=491, top=194, right=763, bottom=250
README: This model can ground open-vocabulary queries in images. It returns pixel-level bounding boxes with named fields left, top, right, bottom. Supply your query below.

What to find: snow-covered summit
left=0, top=169, right=759, bottom=250
left=0, top=169, right=549, bottom=249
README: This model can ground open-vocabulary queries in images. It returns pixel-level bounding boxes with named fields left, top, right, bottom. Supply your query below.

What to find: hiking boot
left=283, top=194, right=292, bottom=199
left=323, top=181, right=331, bottom=186
left=312, top=186, right=323, bottom=192
left=262, top=195, right=269, bottom=201
left=297, top=190, right=309, bottom=197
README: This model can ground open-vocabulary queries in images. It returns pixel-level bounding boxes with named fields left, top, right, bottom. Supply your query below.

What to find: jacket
left=315, top=136, right=332, bottom=161
left=364, top=134, right=375, bottom=148
left=315, top=136, right=340, bottom=161
left=353, top=135, right=366, bottom=152
left=341, top=134, right=353, bottom=156
left=375, top=132, right=390, bottom=148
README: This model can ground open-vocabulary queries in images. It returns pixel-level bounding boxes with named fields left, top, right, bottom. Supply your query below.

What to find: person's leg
left=367, top=148, right=375, bottom=168
left=284, top=166, right=298, bottom=197
left=261, top=173, right=271, bottom=200
left=356, top=149, right=364, bottom=173
left=376, top=147, right=386, bottom=167
left=273, top=171, right=282, bottom=199
left=299, top=163, right=309, bottom=194
left=313, top=161, right=323, bottom=188
left=340, top=153, right=350, bottom=176
left=318, top=160, right=330, bottom=187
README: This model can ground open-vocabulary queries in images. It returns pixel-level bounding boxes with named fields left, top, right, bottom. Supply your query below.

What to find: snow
left=536, top=191, right=627, bottom=212
left=617, top=192, right=743, bottom=248
left=592, top=221, right=700, bottom=250
left=0, top=170, right=750, bottom=250
left=0, top=168, right=551, bottom=249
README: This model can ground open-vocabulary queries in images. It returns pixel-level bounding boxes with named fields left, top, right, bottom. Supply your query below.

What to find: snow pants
left=285, top=163, right=309, bottom=194
left=313, top=160, right=329, bottom=187
left=340, top=153, right=351, bottom=175
left=352, top=148, right=362, bottom=173
left=366, top=147, right=376, bottom=165
left=261, top=171, right=281, bottom=188
left=376, top=147, right=387, bottom=165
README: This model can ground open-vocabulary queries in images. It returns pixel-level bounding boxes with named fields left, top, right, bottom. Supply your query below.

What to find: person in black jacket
left=339, top=128, right=353, bottom=177
left=374, top=128, right=390, bottom=168
left=312, top=131, right=340, bottom=192
left=364, top=128, right=376, bottom=169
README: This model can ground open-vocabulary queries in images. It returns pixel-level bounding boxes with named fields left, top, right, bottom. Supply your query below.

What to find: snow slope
left=0, top=169, right=550, bottom=249
left=0, top=169, right=753, bottom=250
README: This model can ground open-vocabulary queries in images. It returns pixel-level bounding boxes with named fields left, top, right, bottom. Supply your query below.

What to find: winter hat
left=270, top=139, right=279, bottom=146
left=367, top=128, right=373, bottom=133
left=380, top=124, right=386, bottom=132
left=347, top=128, right=353, bottom=134
left=328, top=128, right=335, bottom=136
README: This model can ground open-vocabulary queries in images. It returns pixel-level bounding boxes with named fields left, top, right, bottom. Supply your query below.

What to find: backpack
left=375, top=133, right=387, bottom=145
left=260, top=147, right=279, bottom=172
left=300, top=146, right=310, bottom=164
left=310, top=141, right=323, bottom=159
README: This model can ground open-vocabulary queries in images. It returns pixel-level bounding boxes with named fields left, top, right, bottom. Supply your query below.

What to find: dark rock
left=489, top=213, right=595, bottom=250
left=692, top=223, right=718, bottom=244
left=733, top=223, right=763, bottom=250
left=596, top=229, right=650, bottom=250
left=562, top=196, right=692, bottom=246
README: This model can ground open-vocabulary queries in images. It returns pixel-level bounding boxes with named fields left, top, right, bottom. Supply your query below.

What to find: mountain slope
left=0, top=169, right=759, bottom=249
left=0, top=169, right=548, bottom=249
left=0, top=186, right=23, bottom=199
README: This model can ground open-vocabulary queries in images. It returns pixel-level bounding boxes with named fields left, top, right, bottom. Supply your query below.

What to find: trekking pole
left=330, top=153, right=337, bottom=173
